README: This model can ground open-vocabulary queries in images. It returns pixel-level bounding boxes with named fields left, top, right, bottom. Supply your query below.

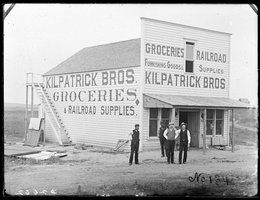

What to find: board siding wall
left=45, top=113, right=59, bottom=144
left=43, top=66, right=141, bottom=148
left=141, top=18, right=230, bottom=98
left=143, top=108, right=149, bottom=140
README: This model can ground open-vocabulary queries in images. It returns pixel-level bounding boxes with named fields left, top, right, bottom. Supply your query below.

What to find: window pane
left=163, top=120, right=169, bottom=127
left=149, top=120, right=158, bottom=137
left=206, top=120, right=214, bottom=135
left=186, top=44, right=194, bottom=60
left=207, top=109, right=214, bottom=119
left=150, top=108, right=158, bottom=118
left=185, top=60, right=193, bottom=72
left=216, top=110, right=224, bottom=119
left=216, top=120, right=223, bottom=135
left=161, top=108, right=170, bottom=119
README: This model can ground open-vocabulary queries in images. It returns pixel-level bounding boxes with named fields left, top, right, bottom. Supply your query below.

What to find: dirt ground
left=4, top=143, right=258, bottom=197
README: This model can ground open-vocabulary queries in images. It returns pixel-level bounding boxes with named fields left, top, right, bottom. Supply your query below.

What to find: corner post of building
left=231, top=109, right=234, bottom=152
left=171, top=107, right=176, bottom=123
left=203, top=108, right=207, bottom=155
left=25, top=73, right=29, bottom=141
left=31, top=73, right=34, bottom=117
left=158, top=108, right=162, bottom=130
left=43, top=111, right=46, bottom=146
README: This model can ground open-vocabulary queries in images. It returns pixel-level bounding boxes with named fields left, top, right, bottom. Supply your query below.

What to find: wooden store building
left=26, top=17, right=249, bottom=151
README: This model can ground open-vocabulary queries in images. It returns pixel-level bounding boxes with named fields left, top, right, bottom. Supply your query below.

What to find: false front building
left=30, top=17, right=249, bottom=151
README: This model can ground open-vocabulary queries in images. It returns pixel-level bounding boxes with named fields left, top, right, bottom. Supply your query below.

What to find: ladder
left=26, top=73, right=72, bottom=145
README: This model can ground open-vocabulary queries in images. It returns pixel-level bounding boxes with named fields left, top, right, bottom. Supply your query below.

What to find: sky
left=4, top=4, right=258, bottom=106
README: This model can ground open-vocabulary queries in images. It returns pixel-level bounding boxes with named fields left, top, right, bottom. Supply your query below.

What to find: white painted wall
left=43, top=66, right=141, bottom=148
left=141, top=18, right=230, bottom=98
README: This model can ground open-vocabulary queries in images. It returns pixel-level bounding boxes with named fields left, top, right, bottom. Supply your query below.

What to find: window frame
left=215, top=110, right=224, bottom=136
left=161, top=108, right=170, bottom=126
left=185, top=41, right=195, bottom=73
left=149, top=108, right=159, bottom=137
left=206, top=109, right=225, bottom=137
left=206, top=109, right=214, bottom=136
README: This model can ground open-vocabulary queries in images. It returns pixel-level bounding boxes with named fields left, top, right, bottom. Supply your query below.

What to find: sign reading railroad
left=143, top=41, right=228, bottom=95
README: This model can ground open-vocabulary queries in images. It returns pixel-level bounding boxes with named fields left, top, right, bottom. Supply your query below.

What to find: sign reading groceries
left=144, top=42, right=227, bottom=90
left=45, top=68, right=140, bottom=116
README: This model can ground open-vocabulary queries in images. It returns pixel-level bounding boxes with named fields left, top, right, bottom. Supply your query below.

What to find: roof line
left=43, top=65, right=141, bottom=76
left=81, top=38, right=140, bottom=50
left=140, top=17, right=232, bottom=36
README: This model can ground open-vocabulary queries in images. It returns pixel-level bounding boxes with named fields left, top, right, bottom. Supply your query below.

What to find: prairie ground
left=4, top=106, right=258, bottom=197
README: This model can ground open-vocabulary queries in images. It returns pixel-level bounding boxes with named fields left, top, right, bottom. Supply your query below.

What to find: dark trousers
left=159, top=137, right=166, bottom=156
left=165, top=140, right=175, bottom=163
left=179, top=141, right=188, bottom=164
left=129, top=141, right=139, bottom=164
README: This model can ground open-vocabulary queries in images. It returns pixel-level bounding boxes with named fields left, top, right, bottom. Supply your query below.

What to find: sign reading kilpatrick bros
left=44, top=67, right=140, bottom=117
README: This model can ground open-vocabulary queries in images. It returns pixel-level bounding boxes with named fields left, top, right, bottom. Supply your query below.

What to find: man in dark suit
left=175, top=122, right=191, bottom=164
left=158, top=121, right=166, bottom=157
left=129, top=124, right=140, bottom=165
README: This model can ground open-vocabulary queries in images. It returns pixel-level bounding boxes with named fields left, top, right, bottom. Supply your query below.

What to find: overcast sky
left=4, top=4, right=258, bottom=106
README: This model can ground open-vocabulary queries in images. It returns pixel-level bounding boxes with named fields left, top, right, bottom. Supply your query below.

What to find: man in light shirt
left=175, top=122, right=191, bottom=164
left=163, top=121, right=177, bottom=164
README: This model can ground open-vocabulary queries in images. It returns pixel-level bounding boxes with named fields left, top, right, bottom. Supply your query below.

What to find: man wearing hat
left=175, top=122, right=191, bottom=164
left=128, top=124, right=140, bottom=165
left=158, top=121, right=167, bottom=157
left=163, top=121, right=177, bottom=164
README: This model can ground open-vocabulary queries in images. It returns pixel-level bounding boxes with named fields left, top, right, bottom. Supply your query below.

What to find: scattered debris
left=212, top=157, right=227, bottom=160
left=16, top=151, right=67, bottom=161
left=114, top=139, right=129, bottom=151
left=74, top=143, right=93, bottom=150
left=213, top=145, right=225, bottom=150
left=223, top=146, right=240, bottom=151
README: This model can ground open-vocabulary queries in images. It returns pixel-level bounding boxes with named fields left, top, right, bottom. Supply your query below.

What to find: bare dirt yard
left=4, top=143, right=257, bottom=197
left=4, top=106, right=258, bottom=197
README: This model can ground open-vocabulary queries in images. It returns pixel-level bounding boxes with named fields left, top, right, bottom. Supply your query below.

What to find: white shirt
left=175, top=129, right=191, bottom=145
left=163, top=127, right=176, bottom=140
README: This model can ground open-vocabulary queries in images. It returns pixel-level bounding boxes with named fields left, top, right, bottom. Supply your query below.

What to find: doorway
left=179, top=111, right=200, bottom=147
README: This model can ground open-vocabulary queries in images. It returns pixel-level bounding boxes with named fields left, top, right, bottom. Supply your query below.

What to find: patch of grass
left=4, top=109, right=38, bottom=142
left=234, top=108, right=258, bottom=128
left=234, top=127, right=257, bottom=145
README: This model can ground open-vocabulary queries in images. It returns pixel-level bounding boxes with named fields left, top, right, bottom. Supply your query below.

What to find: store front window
left=206, top=109, right=224, bottom=136
left=161, top=108, right=170, bottom=126
left=149, top=108, right=158, bottom=137
left=216, top=110, right=224, bottom=135
left=206, top=109, right=214, bottom=135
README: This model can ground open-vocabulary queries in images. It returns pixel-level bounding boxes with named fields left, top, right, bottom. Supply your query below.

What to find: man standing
left=129, top=124, right=140, bottom=165
left=175, top=122, right=191, bottom=164
left=158, top=121, right=166, bottom=157
left=163, top=122, right=176, bottom=164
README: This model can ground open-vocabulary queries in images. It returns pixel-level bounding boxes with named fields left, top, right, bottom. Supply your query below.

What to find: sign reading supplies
left=143, top=42, right=228, bottom=90
left=44, top=68, right=140, bottom=117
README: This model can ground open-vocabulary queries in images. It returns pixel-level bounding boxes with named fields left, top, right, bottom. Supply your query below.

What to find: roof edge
left=43, top=38, right=141, bottom=76
left=140, top=17, right=232, bottom=36
left=43, top=65, right=141, bottom=77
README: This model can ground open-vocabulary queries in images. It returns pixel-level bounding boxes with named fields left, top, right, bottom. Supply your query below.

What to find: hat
left=135, top=124, right=140, bottom=127
left=168, top=121, right=175, bottom=125
left=180, top=122, right=187, bottom=126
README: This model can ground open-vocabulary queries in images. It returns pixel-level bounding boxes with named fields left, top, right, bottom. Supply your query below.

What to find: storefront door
left=179, top=111, right=200, bottom=147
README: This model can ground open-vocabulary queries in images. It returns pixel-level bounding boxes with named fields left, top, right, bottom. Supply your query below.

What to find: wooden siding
left=43, top=66, right=141, bottom=148
left=141, top=18, right=230, bottom=98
